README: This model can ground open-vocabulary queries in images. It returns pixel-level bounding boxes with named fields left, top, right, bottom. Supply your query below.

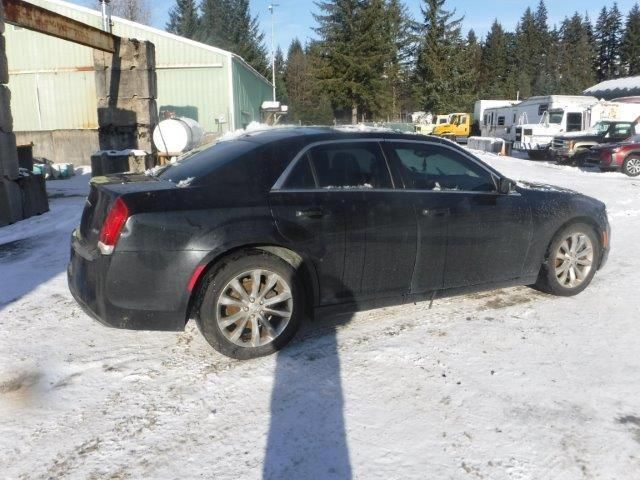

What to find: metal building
left=583, top=76, right=640, bottom=101
left=5, top=0, right=273, bottom=164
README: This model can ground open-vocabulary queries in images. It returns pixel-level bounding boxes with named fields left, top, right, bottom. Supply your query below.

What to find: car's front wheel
left=196, top=250, right=303, bottom=359
left=622, top=155, right=640, bottom=177
left=534, top=223, right=600, bottom=296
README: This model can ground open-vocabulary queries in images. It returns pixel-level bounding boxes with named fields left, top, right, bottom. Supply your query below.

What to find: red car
left=588, top=134, right=640, bottom=176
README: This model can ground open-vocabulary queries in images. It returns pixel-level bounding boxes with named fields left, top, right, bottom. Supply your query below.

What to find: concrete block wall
left=94, top=39, right=158, bottom=153
left=0, top=2, right=23, bottom=226
left=0, top=3, right=48, bottom=226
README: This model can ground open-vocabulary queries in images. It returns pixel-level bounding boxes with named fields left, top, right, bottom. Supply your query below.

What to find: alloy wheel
left=554, top=233, right=594, bottom=289
left=216, top=269, right=293, bottom=348
left=625, top=157, right=640, bottom=176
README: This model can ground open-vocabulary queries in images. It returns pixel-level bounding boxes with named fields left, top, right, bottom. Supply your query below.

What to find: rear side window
left=307, top=142, right=392, bottom=189
left=388, top=142, right=496, bottom=192
left=157, top=140, right=257, bottom=184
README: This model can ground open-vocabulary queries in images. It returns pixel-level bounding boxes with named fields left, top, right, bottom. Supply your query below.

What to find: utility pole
left=268, top=3, right=279, bottom=102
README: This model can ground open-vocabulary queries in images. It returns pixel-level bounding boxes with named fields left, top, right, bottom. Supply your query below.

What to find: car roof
left=228, top=126, right=459, bottom=147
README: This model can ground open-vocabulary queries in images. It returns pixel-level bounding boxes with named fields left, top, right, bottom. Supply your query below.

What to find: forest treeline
left=166, top=0, right=640, bottom=123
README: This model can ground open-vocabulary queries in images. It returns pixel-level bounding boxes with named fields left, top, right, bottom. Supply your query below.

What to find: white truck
left=482, top=95, right=601, bottom=158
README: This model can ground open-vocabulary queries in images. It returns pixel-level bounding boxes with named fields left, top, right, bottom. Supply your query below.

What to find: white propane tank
left=153, top=117, right=204, bottom=154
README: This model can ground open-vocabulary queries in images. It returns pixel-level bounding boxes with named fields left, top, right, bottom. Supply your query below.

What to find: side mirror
left=498, top=177, right=515, bottom=195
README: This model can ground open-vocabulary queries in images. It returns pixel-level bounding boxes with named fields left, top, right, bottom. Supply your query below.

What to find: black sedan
left=68, top=128, right=610, bottom=359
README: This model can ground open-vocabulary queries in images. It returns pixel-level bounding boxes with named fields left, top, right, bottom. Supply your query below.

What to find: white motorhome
left=482, top=95, right=601, bottom=158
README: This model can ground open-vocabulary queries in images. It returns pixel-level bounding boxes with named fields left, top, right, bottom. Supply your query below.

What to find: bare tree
left=95, top=0, right=152, bottom=25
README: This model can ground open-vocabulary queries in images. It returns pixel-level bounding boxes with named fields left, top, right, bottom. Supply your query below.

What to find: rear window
left=157, top=140, right=257, bottom=184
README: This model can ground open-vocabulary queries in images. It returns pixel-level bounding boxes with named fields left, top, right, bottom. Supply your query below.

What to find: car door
left=270, top=140, right=417, bottom=305
left=382, top=141, right=449, bottom=293
left=385, top=140, right=532, bottom=291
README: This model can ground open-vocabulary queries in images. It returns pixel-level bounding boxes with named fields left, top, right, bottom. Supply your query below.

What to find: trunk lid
left=78, top=173, right=172, bottom=248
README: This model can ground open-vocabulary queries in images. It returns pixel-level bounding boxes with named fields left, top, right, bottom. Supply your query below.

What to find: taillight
left=98, top=197, right=129, bottom=255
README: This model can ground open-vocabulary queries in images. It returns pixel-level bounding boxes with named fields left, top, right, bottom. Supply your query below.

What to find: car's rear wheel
left=534, top=223, right=600, bottom=296
left=196, top=250, right=303, bottom=359
left=622, top=155, right=640, bottom=177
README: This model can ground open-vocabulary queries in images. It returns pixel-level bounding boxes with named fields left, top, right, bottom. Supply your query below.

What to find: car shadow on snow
left=262, top=277, right=355, bottom=480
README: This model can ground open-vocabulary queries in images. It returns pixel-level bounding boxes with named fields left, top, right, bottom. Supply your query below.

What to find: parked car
left=586, top=134, right=640, bottom=176
left=68, top=128, right=610, bottom=359
left=551, top=120, right=636, bottom=164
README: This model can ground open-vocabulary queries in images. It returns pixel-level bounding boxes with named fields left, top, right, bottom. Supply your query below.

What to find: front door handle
left=296, top=208, right=326, bottom=219
left=422, top=207, right=450, bottom=217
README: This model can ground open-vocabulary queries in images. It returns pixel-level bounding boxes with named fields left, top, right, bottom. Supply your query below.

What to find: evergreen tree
left=313, top=0, right=394, bottom=123
left=199, top=0, right=232, bottom=49
left=621, top=3, right=640, bottom=75
left=413, top=0, right=471, bottom=113
left=384, top=0, right=415, bottom=120
left=283, top=39, right=333, bottom=124
left=595, top=4, right=623, bottom=80
left=273, top=46, right=289, bottom=104
left=166, top=0, right=200, bottom=38
left=465, top=29, right=483, bottom=99
left=199, top=0, right=269, bottom=77
left=479, top=20, right=509, bottom=98
left=514, top=2, right=551, bottom=96
left=513, top=8, right=535, bottom=98
left=557, top=13, right=596, bottom=94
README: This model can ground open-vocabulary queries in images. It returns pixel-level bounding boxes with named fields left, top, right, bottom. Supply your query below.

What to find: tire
left=196, top=250, right=303, bottom=359
left=528, top=151, right=547, bottom=160
left=622, top=155, right=640, bottom=177
left=533, top=222, right=601, bottom=297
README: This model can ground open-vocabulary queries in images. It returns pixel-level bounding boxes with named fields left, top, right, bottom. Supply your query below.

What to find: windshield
left=548, top=110, right=563, bottom=124
left=156, top=139, right=257, bottom=184
left=593, top=121, right=613, bottom=134
left=628, top=134, right=640, bottom=143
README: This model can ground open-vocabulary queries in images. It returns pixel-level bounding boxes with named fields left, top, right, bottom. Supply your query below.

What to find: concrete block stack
left=0, top=3, right=49, bottom=227
left=0, top=2, right=23, bottom=226
left=94, top=39, right=158, bottom=155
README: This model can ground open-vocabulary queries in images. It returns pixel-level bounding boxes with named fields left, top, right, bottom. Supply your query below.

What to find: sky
left=72, top=0, right=639, bottom=54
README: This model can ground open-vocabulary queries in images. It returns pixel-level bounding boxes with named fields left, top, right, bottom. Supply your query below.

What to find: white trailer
left=474, top=100, right=520, bottom=136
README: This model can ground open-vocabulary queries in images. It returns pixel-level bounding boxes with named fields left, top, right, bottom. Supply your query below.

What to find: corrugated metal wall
left=4, top=0, right=272, bottom=133
left=232, top=57, right=273, bottom=128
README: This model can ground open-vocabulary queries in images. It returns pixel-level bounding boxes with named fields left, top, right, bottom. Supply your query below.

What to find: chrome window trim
left=271, top=136, right=520, bottom=196
left=271, top=138, right=391, bottom=191
left=272, top=188, right=517, bottom=196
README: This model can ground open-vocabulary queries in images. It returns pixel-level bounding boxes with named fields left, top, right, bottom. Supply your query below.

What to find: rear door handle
left=422, top=207, right=450, bottom=217
left=296, top=208, right=326, bottom=219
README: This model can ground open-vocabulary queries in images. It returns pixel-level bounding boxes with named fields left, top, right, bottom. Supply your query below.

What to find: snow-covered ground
left=1, top=155, right=640, bottom=479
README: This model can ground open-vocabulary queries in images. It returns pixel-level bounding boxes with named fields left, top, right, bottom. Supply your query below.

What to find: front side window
left=281, top=142, right=393, bottom=190
left=388, top=142, right=496, bottom=192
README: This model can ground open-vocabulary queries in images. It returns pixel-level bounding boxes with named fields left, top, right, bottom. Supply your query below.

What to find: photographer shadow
left=263, top=274, right=357, bottom=480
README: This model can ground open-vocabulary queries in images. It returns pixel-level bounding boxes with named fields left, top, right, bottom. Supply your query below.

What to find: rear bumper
left=67, top=229, right=190, bottom=332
